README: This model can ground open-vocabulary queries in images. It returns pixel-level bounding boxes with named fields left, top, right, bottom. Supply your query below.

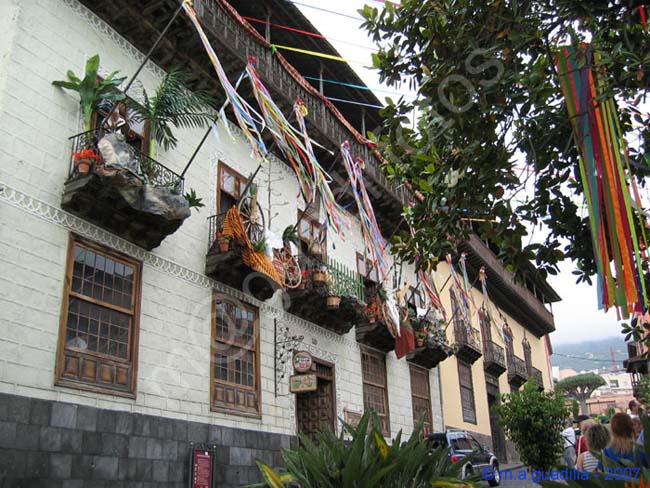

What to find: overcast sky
left=290, top=0, right=627, bottom=345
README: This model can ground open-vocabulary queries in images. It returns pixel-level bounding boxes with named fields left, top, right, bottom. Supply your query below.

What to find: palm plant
left=247, top=413, right=477, bottom=488
left=128, top=66, right=215, bottom=158
left=52, top=54, right=126, bottom=132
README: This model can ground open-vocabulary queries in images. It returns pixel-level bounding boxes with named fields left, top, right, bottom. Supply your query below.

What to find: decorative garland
left=555, top=44, right=647, bottom=317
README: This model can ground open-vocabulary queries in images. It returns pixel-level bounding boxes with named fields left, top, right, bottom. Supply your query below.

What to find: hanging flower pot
left=72, top=148, right=101, bottom=176
left=76, top=158, right=93, bottom=174
left=326, top=295, right=341, bottom=309
left=313, top=270, right=328, bottom=283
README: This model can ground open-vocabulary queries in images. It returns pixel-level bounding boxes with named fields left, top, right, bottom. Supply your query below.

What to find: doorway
left=296, top=359, right=336, bottom=442
left=486, top=376, right=508, bottom=462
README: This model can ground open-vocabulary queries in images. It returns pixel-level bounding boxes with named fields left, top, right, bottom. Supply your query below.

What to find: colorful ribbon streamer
left=555, top=44, right=647, bottom=317
left=182, top=2, right=267, bottom=159
left=244, top=59, right=349, bottom=234
left=340, top=141, right=389, bottom=280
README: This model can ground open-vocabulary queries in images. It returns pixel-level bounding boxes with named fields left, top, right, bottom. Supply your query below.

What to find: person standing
left=576, top=424, right=611, bottom=472
left=562, top=419, right=577, bottom=469
left=577, top=418, right=597, bottom=458
left=603, top=413, right=648, bottom=467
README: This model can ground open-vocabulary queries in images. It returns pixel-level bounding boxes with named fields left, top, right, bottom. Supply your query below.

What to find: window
left=218, top=162, right=248, bottom=213
left=610, top=380, right=619, bottom=388
left=56, top=238, right=141, bottom=397
left=298, top=210, right=326, bottom=259
left=356, top=253, right=379, bottom=284
left=211, top=296, right=260, bottom=416
left=361, top=347, right=390, bottom=435
left=458, top=361, right=477, bottom=424
left=409, top=365, right=433, bottom=434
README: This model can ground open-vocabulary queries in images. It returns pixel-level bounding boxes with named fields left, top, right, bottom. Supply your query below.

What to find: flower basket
left=326, top=295, right=341, bottom=309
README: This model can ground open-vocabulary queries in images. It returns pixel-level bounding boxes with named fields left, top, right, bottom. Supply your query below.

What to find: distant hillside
left=551, top=336, right=628, bottom=373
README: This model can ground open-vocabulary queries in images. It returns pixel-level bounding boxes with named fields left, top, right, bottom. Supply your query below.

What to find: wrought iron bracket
left=274, top=318, right=304, bottom=397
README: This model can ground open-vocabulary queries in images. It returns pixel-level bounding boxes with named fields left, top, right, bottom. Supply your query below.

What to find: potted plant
left=415, top=330, right=426, bottom=348
left=252, top=238, right=267, bottom=255
left=313, top=266, right=328, bottom=283
left=52, top=54, right=126, bottom=133
left=299, top=269, right=311, bottom=289
left=216, top=231, right=230, bottom=252
left=282, top=225, right=299, bottom=246
left=126, top=66, right=215, bottom=159
left=71, top=148, right=101, bottom=175
left=364, top=295, right=381, bottom=323
left=326, top=290, right=341, bottom=309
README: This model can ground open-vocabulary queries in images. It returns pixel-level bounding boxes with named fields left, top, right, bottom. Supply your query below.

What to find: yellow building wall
left=436, top=262, right=554, bottom=437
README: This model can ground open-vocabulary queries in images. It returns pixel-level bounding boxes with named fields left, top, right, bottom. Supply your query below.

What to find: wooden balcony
left=356, top=319, right=395, bottom=353
left=507, top=356, right=528, bottom=389
left=407, top=343, right=451, bottom=369
left=61, top=131, right=189, bottom=250
left=531, top=367, right=544, bottom=390
left=286, top=255, right=366, bottom=335
left=483, top=341, right=507, bottom=377
left=453, top=324, right=482, bottom=364
left=461, top=235, right=557, bottom=337
left=78, top=0, right=408, bottom=233
left=205, top=212, right=278, bottom=301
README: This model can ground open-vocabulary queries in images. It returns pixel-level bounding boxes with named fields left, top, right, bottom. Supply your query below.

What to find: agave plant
left=128, top=66, right=215, bottom=158
left=52, top=54, right=126, bottom=132
left=246, top=412, right=477, bottom=488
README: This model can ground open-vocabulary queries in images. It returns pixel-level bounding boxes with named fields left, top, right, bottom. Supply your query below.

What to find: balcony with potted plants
left=453, top=321, right=483, bottom=364
left=406, top=310, right=453, bottom=369
left=285, top=254, right=366, bottom=335
left=507, top=355, right=528, bottom=389
left=205, top=204, right=282, bottom=301
left=483, top=340, right=507, bottom=377
left=54, top=55, right=211, bottom=250
left=355, top=287, right=395, bottom=352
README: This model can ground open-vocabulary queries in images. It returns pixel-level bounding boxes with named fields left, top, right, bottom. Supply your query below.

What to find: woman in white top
left=576, top=424, right=611, bottom=472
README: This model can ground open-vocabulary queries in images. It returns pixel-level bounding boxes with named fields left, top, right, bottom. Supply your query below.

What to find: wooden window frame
left=210, top=293, right=261, bottom=418
left=458, top=360, right=477, bottom=424
left=356, top=252, right=378, bottom=284
left=360, top=346, right=391, bottom=436
left=217, top=162, right=249, bottom=214
left=297, top=210, right=327, bottom=260
left=55, top=236, right=142, bottom=398
left=409, top=364, right=433, bottom=434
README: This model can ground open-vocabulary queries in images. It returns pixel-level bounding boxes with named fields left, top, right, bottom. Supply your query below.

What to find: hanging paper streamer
left=555, top=44, right=647, bottom=317
left=182, top=2, right=267, bottom=158
left=340, top=141, right=389, bottom=281
left=243, top=59, right=349, bottom=234
left=446, top=254, right=476, bottom=321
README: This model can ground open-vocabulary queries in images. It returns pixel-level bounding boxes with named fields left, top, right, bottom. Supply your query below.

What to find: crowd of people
left=561, top=400, right=647, bottom=472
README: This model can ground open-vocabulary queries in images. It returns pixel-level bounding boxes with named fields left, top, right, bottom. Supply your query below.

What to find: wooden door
left=296, top=360, right=335, bottom=442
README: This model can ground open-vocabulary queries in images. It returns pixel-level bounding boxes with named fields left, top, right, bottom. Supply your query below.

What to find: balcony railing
left=298, top=254, right=365, bottom=302
left=507, top=355, right=528, bottom=388
left=207, top=212, right=227, bottom=249
left=483, top=340, right=506, bottom=376
left=453, top=322, right=482, bottom=363
left=69, top=130, right=184, bottom=193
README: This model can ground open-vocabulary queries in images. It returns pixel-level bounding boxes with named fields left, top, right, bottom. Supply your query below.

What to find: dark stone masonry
left=0, top=393, right=295, bottom=488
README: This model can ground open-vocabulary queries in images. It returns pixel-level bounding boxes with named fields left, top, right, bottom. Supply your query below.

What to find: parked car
left=427, top=430, right=501, bottom=486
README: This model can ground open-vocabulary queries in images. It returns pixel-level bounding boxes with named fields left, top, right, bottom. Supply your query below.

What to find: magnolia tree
left=360, top=1, right=649, bottom=288
left=555, top=372, right=607, bottom=415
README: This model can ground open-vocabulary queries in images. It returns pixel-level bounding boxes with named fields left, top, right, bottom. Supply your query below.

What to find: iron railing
left=68, top=130, right=184, bottom=193
left=508, top=356, right=528, bottom=380
left=483, top=341, right=506, bottom=367
left=207, top=212, right=227, bottom=249
left=453, top=321, right=481, bottom=349
left=299, top=254, right=365, bottom=302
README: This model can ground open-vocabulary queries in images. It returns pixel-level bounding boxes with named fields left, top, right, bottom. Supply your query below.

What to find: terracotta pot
left=326, top=295, right=340, bottom=309
left=218, top=240, right=230, bottom=252
left=76, top=158, right=93, bottom=174
left=313, top=271, right=328, bottom=282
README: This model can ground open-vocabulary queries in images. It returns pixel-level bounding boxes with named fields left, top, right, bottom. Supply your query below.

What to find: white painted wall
left=0, top=0, right=445, bottom=440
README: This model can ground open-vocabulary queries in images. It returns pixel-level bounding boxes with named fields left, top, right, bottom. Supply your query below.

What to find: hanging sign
left=192, top=449, right=213, bottom=488
left=290, top=373, right=317, bottom=393
left=292, top=351, right=313, bottom=373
